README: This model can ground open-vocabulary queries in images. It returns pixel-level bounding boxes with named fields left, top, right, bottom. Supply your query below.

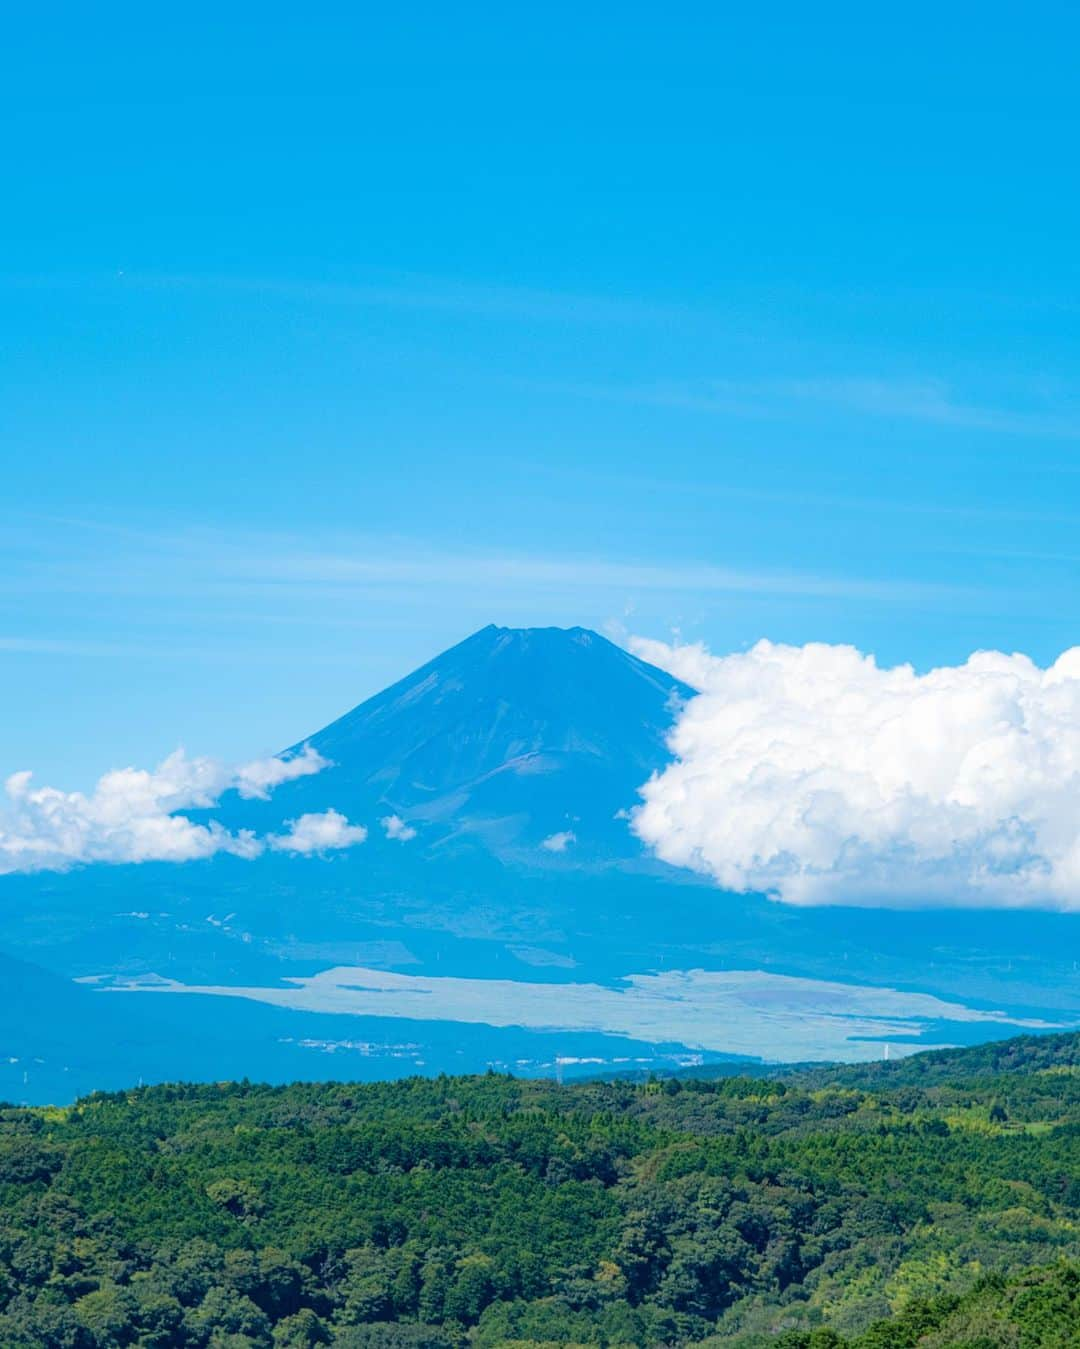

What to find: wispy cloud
left=0, top=637, right=128, bottom=655
left=562, top=374, right=1080, bottom=439
left=235, top=549, right=952, bottom=603
left=18, top=519, right=958, bottom=603
left=0, top=519, right=980, bottom=705
left=1, top=268, right=677, bottom=327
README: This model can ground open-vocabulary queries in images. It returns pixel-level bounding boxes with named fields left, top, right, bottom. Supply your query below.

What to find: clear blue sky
left=5, top=4, right=1080, bottom=780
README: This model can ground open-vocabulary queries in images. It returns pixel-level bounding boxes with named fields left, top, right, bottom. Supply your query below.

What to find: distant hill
left=610, top=1026, right=1080, bottom=1089
left=797, top=1025, right=1080, bottom=1089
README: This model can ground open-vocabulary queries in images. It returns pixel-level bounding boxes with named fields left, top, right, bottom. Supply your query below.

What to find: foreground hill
left=809, top=1263, right=1080, bottom=1349
left=2, top=1031, right=1080, bottom=1346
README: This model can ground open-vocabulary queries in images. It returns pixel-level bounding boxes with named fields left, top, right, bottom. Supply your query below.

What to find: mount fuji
left=2, top=625, right=1077, bottom=1104
left=218, top=623, right=692, bottom=860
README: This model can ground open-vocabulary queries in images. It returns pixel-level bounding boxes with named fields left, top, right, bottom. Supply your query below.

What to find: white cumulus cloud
left=381, top=814, right=417, bottom=842
left=540, top=830, right=577, bottom=853
left=0, top=748, right=365, bottom=875
left=269, top=810, right=368, bottom=855
left=629, top=636, right=1080, bottom=910
left=234, top=745, right=329, bottom=799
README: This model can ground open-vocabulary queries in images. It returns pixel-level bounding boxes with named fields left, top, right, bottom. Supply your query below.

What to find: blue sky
left=5, top=4, right=1080, bottom=781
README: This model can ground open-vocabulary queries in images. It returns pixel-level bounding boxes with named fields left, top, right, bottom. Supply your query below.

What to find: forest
left=1, top=1029, right=1079, bottom=1346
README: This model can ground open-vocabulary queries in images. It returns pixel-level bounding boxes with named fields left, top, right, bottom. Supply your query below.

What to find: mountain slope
left=238, top=624, right=693, bottom=856
left=304, top=624, right=688, bottom=787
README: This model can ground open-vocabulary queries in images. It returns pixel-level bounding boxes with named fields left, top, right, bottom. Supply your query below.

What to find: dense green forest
left=2, top=1031, right=1079, bottom=1347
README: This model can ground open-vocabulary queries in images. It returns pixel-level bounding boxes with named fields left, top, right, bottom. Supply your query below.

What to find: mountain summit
left=273, top=624, right=692, bottom=855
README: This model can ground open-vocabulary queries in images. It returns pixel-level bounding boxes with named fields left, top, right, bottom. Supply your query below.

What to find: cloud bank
left=0, top=747, right=365, bottom=874
left=631, top=636, right=1080, bottom=910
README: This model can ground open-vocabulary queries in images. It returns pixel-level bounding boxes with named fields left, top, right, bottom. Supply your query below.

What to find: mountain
left=2, top=623, right=1079, bottom=1103
left=232, top=623, right=693, bottom=858
left=306, top=624, right=688, bottom=789
left=0, top=624, right=705, bottom=998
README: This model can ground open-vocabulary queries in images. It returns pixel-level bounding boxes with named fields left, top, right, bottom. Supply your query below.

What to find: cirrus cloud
left=630, top=636, right=1080, bottom=911
left=0, top=747, right=365, bottom=875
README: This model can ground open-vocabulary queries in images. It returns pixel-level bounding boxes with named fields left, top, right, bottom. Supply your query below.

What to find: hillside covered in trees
left=1, top=1031, right=1079, bottom=1347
